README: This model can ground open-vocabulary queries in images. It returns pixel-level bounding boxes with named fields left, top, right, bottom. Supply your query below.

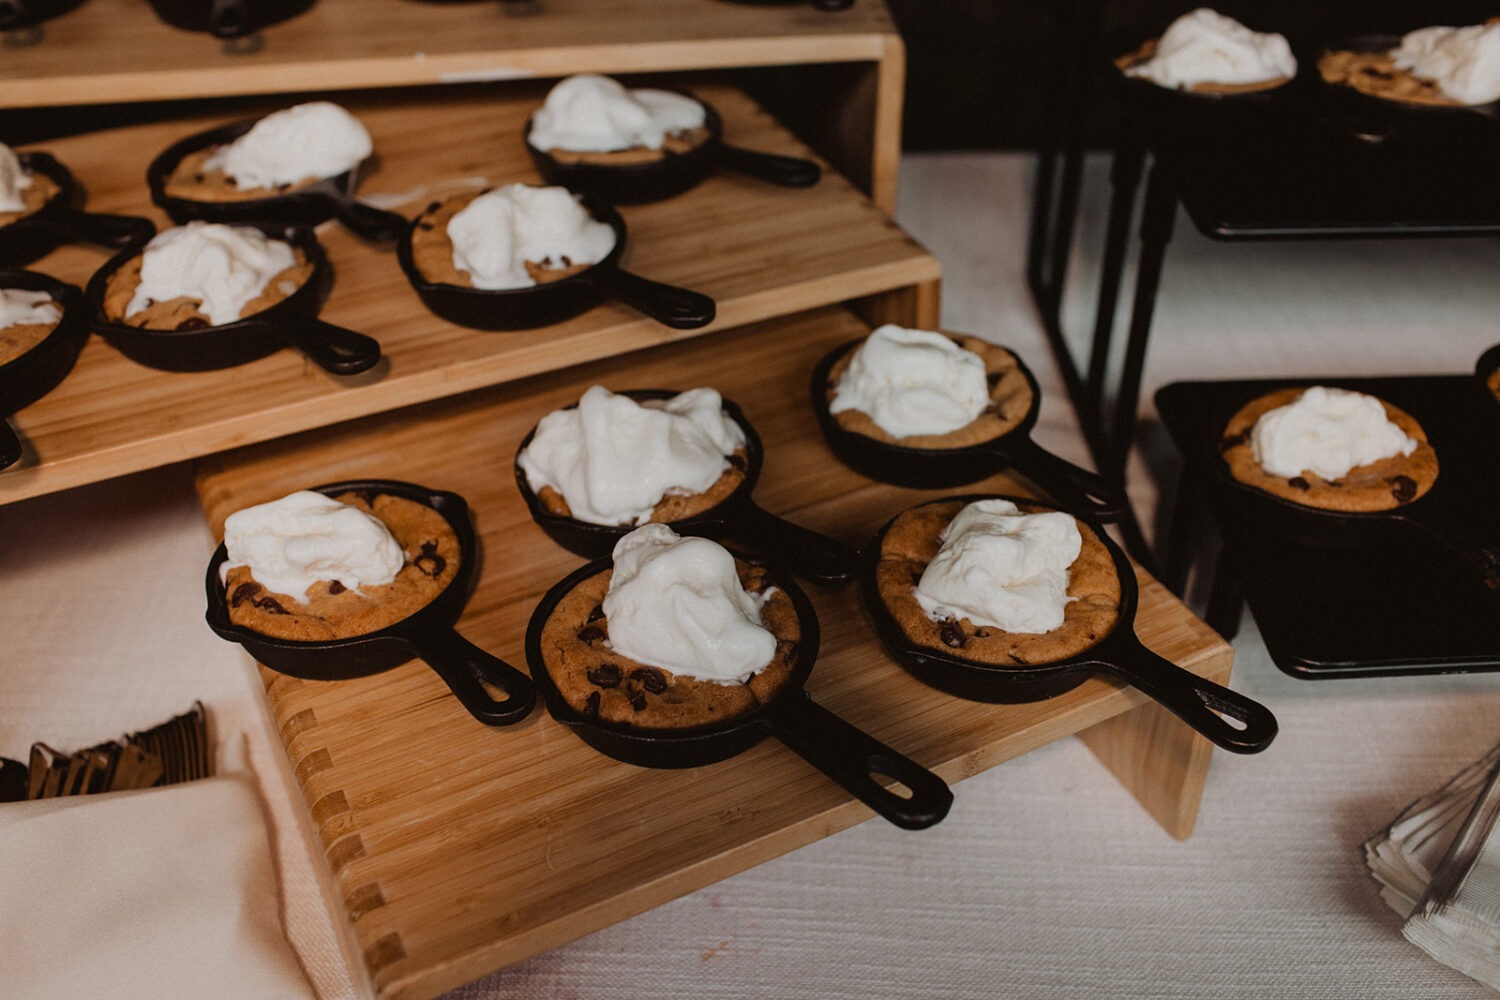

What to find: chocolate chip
left=974, top=628, right=990, bottom=638
left=225, top=177, right=238, bottom=187
left=1390, top=475, right=1417, bottom=504
left=726, top=453, right=748, bottom=471
left=584, top=691, right=600, bottom=718
left=939, top=620, right=966, bottom=649
left=328, top=580, right=346, bottom=595
left=418, top=222, right=433, bottom=231
left=1010, top=650, right=1030, bottom=665
left=175, top=317, right=210, bottom=331
left=1288, top=476, right=1311, bottom=491
left=627, top=688, right=647, bottom=712
left=1219, top=430, right=1250, bottom=451
left=630, top=667, right=668, bottom=694
left=586, top=603, right=605, bottom=623
left=986, top=372, right=1003, bottom=388
left=230, top=582, right=261, bottom=607
left=577, top=624, right=605, bottom=644
left=911, top=570, right=924, bottom=586
left=775, top=638, right=799, bottom=662
left=414, top=540, right=446, bottom=578
left=559, top=255, right=572, bottom=267
left=587, top=663, right=622, bottom=688
left=425, top=200, right=441, bottom=214
left=253, top=594, right=288, bottom=615
left=275, top=183, right=291, bottom=193
left=192, top=173, right=206, bottom=183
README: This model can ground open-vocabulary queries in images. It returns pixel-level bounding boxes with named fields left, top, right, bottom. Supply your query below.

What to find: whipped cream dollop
left=914, top=499, right=1081, bottom=634
left=1392, top=23, right=1500, bottom=105
left=528, top=74, right=707, bottom=153
left=447, top=183, right=615, bottom=291
left=204, top=102, right=373, bottom=189
left=220, top=491, right=405, bottom=604
left=0, top=143, right=34, bottom=214
left=519, top=385, right=745, bottom=526
left=1126, top=8, right=1296, bottom=88
left=602, top=523, right=776, bottom=683
left=0, top=288, right=60, bottom=330
left=1251, top=386, right=1418, bottom=481
left=829, top=324, right=990, bottom=438
left=125, top=221, right=299, bottom=325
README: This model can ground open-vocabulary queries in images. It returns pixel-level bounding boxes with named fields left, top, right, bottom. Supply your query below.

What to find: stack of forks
left=0, top=702, right=212, bottom=802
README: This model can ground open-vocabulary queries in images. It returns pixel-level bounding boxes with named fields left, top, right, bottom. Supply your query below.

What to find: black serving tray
left=1157, top=374, right=1500, bottom=679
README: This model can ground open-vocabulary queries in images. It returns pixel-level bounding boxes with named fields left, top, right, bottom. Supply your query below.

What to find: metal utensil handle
left=997, top=435, right=1129, bottom=521
left=731, top=501, right=860, bottom=586
left=273, top=314, right=382, bottom=376
left=0, top=416, right=22, bottom=470
left=714, top=144, right=821, bottom=188
left=597, top=267, right=715, bottom=330
left=405, top=626, right=537, bottom=726
left=1103, top=639, right=1278, bottom=754
left=49, top=209, right=156, bottom=249
left=762, top=691, right=952, bottom=830
left=322, top=195, right=410, bottom=244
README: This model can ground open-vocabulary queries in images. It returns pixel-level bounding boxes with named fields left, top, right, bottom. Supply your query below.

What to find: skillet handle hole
left=868, top=765, right=915, bottom=802
left=1196, top=690, right=1251, bottom=731
left=477, top=675, right=517, bottom=703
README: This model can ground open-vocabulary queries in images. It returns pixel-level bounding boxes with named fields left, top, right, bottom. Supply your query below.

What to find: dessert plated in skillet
left=872, top=497, right=1121, bottom=668
left=1319, top=21, right=1500, bottom=109
left=526, top=74, right=712, bottom=169
left=0, top=142, right=60, bottom=229
left=1219, top=384, right=1438, bottom=512
left=220, top=489, right=460, bottom=642
left=822, top=323, right=1034, bottom=451
left=535, top=523, right=800, bottom=730
left=1115, top=8, right=1297, bottom=95
left=0, top=282, right=64, bottom=367
left=0, top=270, right=90, bottom=471
left=100, top=220, right=313, bottom=331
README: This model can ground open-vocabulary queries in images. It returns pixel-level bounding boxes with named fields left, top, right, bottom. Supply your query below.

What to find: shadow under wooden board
left=194, top=305, right=1232, bottom=1000
left=2, top=81, right=938, bottom=505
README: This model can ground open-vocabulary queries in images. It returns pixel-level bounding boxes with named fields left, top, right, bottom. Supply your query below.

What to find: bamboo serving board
left=1, top=82, right=938, bottom=505
left=195, top=305, right=1233, bottom=1000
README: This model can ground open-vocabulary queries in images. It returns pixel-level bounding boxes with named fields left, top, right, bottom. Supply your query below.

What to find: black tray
left=1157, top=375, right=1500, bottom=678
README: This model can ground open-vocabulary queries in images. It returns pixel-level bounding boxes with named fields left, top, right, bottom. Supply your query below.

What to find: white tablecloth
left=2, top=151, right=1497, bottom=998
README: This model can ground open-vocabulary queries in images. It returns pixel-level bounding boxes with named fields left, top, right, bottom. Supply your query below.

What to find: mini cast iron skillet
left=1214, top=406, right=1500, bottom=590
left=525, top=95, right=821, bottom=206
left=146, top=117, right=409, bottom=243
left=1314, top=35, right=1500, bottom=141
left=205, top=479, right=536, bottom=726
left=811, top=337, right=1128, bottom=522
left=145, top=0, right=315, bottom=39
left=85, top=222, right=381, bottom=375
left=1108, top=42, right=1298, bottom=137
left=514, top=389, right=860, bottom=585
left=0, top=269, right=89, bottom=471
left=863, top=494, right=1278, bottom=754
left=397, top=190, right=715, bottom=330
left=0, top=153, right=156, bottom=267
left=524, top=549, right=952, bottom=829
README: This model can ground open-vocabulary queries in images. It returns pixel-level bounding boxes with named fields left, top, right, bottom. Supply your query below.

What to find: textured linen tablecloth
left=2, top=151, right=1499, bottom=999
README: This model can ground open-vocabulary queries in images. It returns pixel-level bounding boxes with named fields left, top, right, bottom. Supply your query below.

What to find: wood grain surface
left=0, top=0, right=896, bottom=107
left=194, top=305, right=1234, bottom=1000
left=1, top=82, right=938, bottom=505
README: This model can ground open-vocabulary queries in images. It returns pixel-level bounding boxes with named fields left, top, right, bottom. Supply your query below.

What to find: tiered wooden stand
left=3, top=4, right=1234, bottom=998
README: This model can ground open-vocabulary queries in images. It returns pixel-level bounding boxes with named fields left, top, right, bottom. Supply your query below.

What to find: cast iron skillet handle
left=812, top=0, right=855, bottom=10
left=761, top=691, right=952, bottom=830
left=594, top=267, right=715, bottom=330
left=318, top=195, right=410, bottom=244
left=713, top=144, right=821, bottom=189
left=209, top=0, right=251, bottom=37
left=48, top=209, right=156, bottom=249
left=0, top=418, right=22, bottom=471
left=729, top=501, right=860, bottom=586
left=1101, top=640, right=1278, bottom=754
left=994, top=435, right=1129, bottom=522
left=271, top=315, right=382, bottom=376
left=402, top=626, right=537, bottom=726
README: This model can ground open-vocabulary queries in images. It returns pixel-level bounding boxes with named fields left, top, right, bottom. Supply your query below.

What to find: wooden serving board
left=195, top=305, right=1233, bottom=1000
left=2, top=81, right=938, bottom=505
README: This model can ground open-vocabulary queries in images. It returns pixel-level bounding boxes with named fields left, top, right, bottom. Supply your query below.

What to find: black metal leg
left=1105, top=156, right=1179, bottom=480
left=1084, top=132, right=1148, bottom=420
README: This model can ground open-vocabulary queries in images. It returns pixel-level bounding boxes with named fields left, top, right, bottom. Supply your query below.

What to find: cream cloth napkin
left=0, top=773, right=316, bottom=1000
